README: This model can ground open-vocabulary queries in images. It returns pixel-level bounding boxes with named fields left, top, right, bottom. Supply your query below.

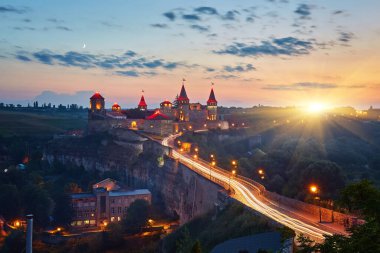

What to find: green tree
left=191, top=240, right=202, bottom=253
left=124, top=199, right=150, bottom=233
left=297, top=180, right=380, bottom=253
left=175, top=226, right=192, bottom=253
left=22, top=184, right=54, bottom=227
left=0, top=184, right=22, bottom=220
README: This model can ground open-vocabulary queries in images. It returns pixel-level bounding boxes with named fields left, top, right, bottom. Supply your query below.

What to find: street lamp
left=209, top=154, right=216, bottom=180
left=258, top=169, right=265, bottom=180
left=309, top=184, right=322, bottom=223
left=229, top=169, right=236, bottom=191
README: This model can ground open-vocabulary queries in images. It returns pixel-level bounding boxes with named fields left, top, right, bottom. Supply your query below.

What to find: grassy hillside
left=0, top=110, right=87, bottom=137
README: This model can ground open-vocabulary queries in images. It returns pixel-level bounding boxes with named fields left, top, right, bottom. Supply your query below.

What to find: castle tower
left=138, top=95, right=147, bottom=111
left=177, top=80, right=190, bottom=121
left=89, top=92, right=106, bottom=119
left=111, top=102, right=121, bottom=112
left=207, top=86, right=217, bottom=121
left=160, top=99, right=173, bottom=115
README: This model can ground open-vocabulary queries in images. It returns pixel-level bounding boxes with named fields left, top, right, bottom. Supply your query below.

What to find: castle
left=88, top=81, right=228, bottom=135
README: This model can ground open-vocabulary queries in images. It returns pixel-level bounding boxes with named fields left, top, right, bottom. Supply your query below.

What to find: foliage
left=0, top=229, right=25, bottom=253
left=191, top=240, right=202, bottom=253
left=164, top=202, right=279, bottom=253
left=124, top=199, right=150, bottom=233
left=297, top=180, right=380, bottom=253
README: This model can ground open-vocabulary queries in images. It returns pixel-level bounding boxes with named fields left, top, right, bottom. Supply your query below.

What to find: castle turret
left=177, top=80, right=190, bottom=121
left=138, top=95, right=147, bottom=111
left=111, top=102, right=121, bottom=112
left=160, top=99, right=173, bottom=115
left=207, top=87, right=217, bottom=121
left=89, top=92, right=106, bottom=119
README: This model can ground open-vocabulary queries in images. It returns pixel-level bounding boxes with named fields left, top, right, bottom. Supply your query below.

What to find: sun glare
left=307, top=103, right=327, bottom=114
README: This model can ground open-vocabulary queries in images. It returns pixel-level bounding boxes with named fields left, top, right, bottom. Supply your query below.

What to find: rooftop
left=109, top=189, right=151, bottom=197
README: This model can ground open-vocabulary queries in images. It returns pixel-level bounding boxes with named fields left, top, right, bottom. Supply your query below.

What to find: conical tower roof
left=178, top=84, right=189, bottom=101
left=207, top=88, right=217, bottom=104
left=138, top=95, right=147, bottom=107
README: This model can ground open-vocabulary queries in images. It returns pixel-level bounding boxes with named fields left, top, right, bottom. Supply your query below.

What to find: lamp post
left=309, top=185, right=322, bottom=223
left=210, top=154, right=216, bottom=180
left=229, top=160, right=238, bottom=191
left=229, top=169, right=236, bottom=191
left=258, top=168, right=265, bottom=180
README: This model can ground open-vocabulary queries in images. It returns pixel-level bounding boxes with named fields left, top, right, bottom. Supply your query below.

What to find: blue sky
left=1, top=0, right=380, bottom=108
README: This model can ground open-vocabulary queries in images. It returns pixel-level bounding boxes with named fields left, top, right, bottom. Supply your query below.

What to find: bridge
left=162, top=134, right=351, bottom=242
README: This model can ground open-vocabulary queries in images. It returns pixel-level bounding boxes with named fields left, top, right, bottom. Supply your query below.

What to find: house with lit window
left=70, top=178, right=151, bottom=230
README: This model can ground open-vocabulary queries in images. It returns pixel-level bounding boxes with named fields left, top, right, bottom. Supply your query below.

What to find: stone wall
left=127, top=140, right=223, bottom=224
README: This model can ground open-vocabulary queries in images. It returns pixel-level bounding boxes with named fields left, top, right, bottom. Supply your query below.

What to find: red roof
left=178, top=84, right=189, bottom=101
left=207, top=88, right=217, bottom=104
left=112, top=102, right=120, bottom=108
left=138, top=95, right=147, bottom=107
left=146, top=110, right=170, bottom=120
left=90, top=92, right=104, bottom=99
left=161, top=100, right=172, bottom=105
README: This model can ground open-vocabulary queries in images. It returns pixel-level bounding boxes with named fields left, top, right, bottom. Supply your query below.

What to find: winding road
left=162, top=134, right=347, bottom=242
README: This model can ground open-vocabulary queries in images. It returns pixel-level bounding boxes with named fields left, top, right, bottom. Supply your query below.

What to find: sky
left=1, top=0, right=380, bottom=109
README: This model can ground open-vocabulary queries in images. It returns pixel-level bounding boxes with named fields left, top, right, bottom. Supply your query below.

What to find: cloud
left=22, top=18, right=31, bottom=22
left=338, top=31, right=354, bottom=43
left=294, top=4, right=312, bottom=19
left=114, top=70, right=157, bottom=77
left=47, top=18, right=63, bottom=23
left=214, top=37, right=314, bottom=57
left=214, top=74, right=238, bottom=80
left=224, top=64, right=255, bottom=72
left=333, top=10, right=344, bottom=15
left=163, top=11, right=176, bottom=21
left=262, top=82, right=365, bottom=91
left=114, top=70, right=139, bottom=77
left=151, top=23, right=168, bottom=29
left=13, top=26, right=35, bottom=31
left=190, top=24, right=209, bottom=33
left=194, top=7, right=218, bottom=15
left=56, top=26, right=71, bottom=31
left=182, top=14, right=201, bottom=21
left=0, top=5, right=28, bottom=14
left=221, top=10, right=240, bottom=21
left=15, top=55, right=32, bottom=62
left=15, top=50, right=183, bottom=73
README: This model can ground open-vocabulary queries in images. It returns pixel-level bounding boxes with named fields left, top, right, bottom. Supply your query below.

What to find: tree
left=22, top=184, right=54, bottom=227
left=0, top=184, right=22, bottom=220
left=175, top=226, right=192, bottom=253
left=64, top=182, right=82, bottom=193
left=124, top=199, right=150, bottom=233
left=297, top=180, right=380, bottom=253
left=191, top=240, right=202, bottom=253
left=52, top=192, right=74, bottom=226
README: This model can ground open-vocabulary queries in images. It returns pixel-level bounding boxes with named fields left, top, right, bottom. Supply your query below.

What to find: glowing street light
left=258, top=169, right=264, bottom=175
left=309, top=185, right=318, bottom=194
left=309, top=184, right=322, bottom=223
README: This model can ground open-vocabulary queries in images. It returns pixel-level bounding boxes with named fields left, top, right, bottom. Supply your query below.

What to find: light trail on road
left=162, top=134, right=334, bottom=241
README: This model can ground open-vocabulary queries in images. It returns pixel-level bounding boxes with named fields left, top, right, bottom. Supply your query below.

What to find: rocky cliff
left=45, top=129, right=222, bottom=224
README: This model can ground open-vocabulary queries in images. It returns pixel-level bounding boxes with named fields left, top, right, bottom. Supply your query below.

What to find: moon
left=83, top=43, right=86, bottom=49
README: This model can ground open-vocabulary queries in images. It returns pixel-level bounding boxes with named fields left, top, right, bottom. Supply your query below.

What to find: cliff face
left=45, top=129, right=222, bottom=224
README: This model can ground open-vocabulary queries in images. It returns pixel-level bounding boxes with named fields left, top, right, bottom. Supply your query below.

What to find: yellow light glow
left=310, top=185, right=318, bottom=194
left=307, top=103, right=327, bottom=114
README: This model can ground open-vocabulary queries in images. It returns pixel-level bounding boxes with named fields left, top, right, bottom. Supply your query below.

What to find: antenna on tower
left=211, top=82, right=214, bottom=86
left=182, top=78, right=186, bottom=84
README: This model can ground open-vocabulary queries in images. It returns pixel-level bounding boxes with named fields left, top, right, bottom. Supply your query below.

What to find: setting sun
left=307, top=103, right=328, bottom=114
